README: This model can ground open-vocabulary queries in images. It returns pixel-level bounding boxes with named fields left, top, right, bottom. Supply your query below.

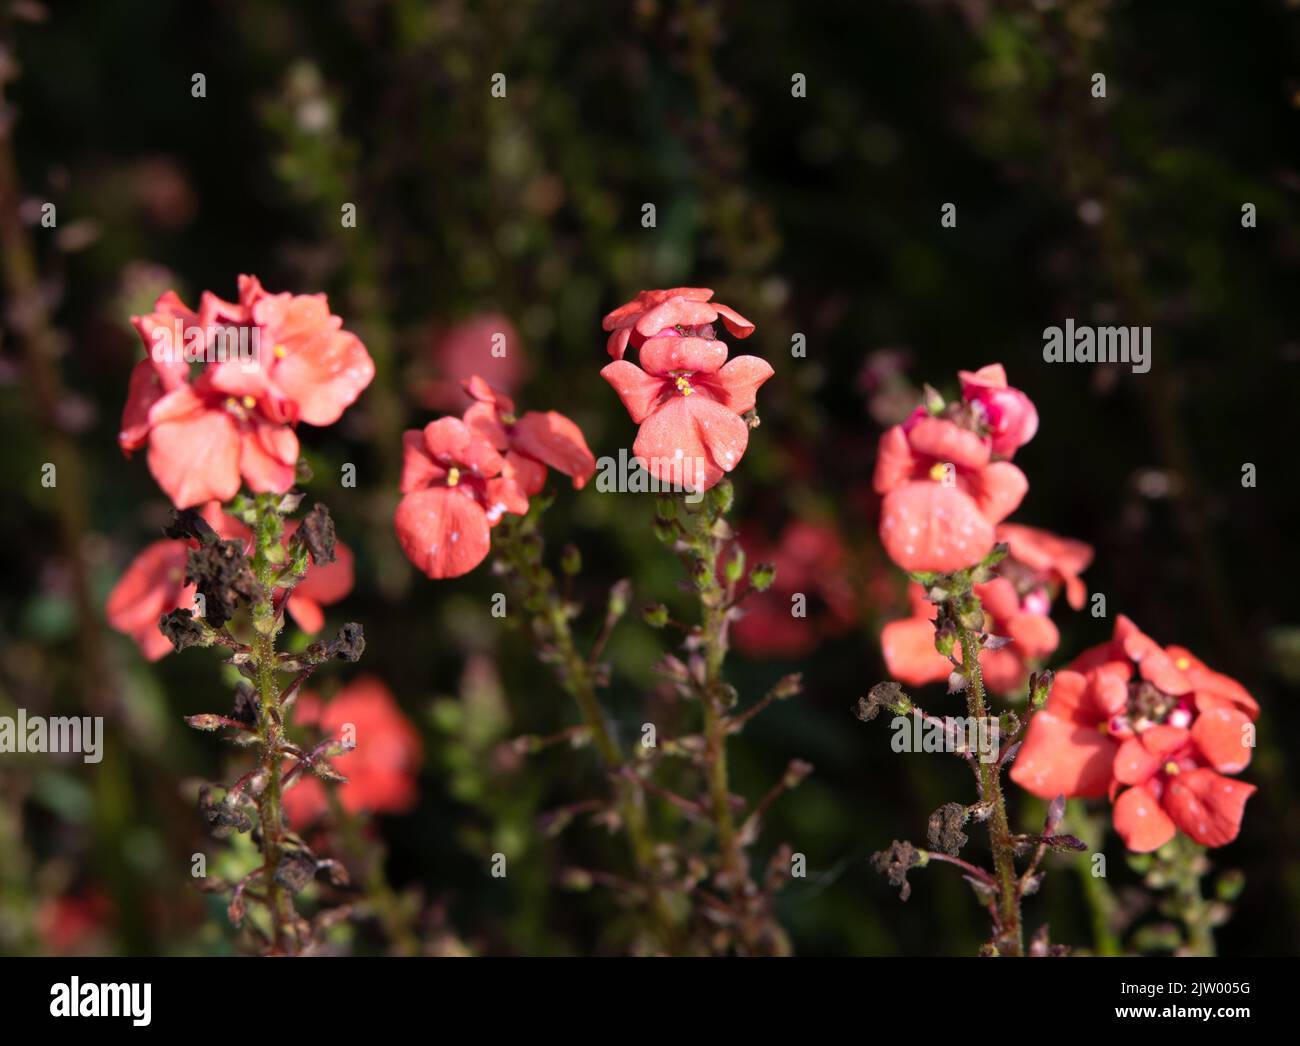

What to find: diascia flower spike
left=863, top=361, right=1261, bottom=958
left=119, top=276, right=375, bottom=508
left=600, top=288, right=772, bottom=492
left=109, top=272, right=377, bottom=955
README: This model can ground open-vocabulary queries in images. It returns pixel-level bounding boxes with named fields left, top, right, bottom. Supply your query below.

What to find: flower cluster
left=1011, top=615, right=1258, bottom=852
left=873, top=364, right=1036, bottom=574
left=601, top=288, right=773, bottom=493
left=882, top=523, right=1092, bottom=694
left=395, top=375, right=596, bottom=578
left=120, top=275, right=374, bottom=508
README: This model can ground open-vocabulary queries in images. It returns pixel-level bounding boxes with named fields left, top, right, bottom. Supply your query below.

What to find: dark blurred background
left=0, top=0, right=1297, bottom=955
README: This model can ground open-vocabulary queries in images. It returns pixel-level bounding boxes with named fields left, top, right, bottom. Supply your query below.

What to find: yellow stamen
left=675, top=375, right=693, bottom=396
left=447, top=466, right=461, bottom=487
left=242, top=395, right=256, bottom=409
left=1175, top=656, right=1190, bottom=670
left=274, top=344, right=287, bottom=359
left=1164, top=761, right=1181, bottom=776
left=225, top=396, right=239, bottom=410
left=1098, top=721, right=1110, bottom=734
left=928, top=462, right=948, bottom=482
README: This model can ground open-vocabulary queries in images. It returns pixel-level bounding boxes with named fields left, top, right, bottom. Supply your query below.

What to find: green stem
left=957, top=619, right=1023, bottom=956
left=692, top=518, right=742, bottom=878
left=496, top=515, right=678, bottom=950
left=250, top=496, right=295, bottom=953
left=1170, top=837, right=1216, bottom=957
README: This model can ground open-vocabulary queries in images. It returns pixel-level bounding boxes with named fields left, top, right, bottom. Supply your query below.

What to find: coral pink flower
left=601, top=287, right=754, bottom=361
left=1011, top=616, right=1258, bottom=852
left=462, top=375, right=596, bottom=496
left=995, top=523, right=1093, bottom=611
left=284, top=676, right=423, bottom=826
left=419, top=313, right=527, bottom=409
left=119, top=276, right=373, bottom=508
left=731, top=520, right=857, bottom=658
left=958, top=364, right=1038, bottom=459
left=601, top=289, right=771, bottom=492
left=394, top=417, right=527, bottom=579
left=881, top=577, right=1061, bottom=694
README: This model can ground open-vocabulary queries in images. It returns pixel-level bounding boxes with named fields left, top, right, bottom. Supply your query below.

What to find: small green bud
left=707, top=479, right=734, bottom=516
left=560, top=543, right=582, bottom=575
left=642, top=603, right=669, bottom=629
left=724, top=547, right=746, bottom=584
left=749, top=562, right=776, bottom=592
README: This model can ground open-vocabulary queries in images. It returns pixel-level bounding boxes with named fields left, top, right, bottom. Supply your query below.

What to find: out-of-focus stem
left=495, top=516, right=677, bottom=951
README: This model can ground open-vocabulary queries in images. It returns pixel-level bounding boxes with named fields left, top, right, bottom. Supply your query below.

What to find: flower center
left=928, top=462, right=948, bottom=482
left=446, top=466, right=461, bottom=487
left=674, top=374, right=694, bottom=396
left=1164, top=761, right=1181, bottom=776
left=274, top=343, right=287, bottom=359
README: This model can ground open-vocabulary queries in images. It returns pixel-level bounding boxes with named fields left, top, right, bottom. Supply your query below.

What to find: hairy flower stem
left=687, top=510, right=744, bottom=881
left=957, top=618, right=1023, bottom=956
left=494, top=513, right=677, bottom=951
left=249, top=495, right=296, bottom=953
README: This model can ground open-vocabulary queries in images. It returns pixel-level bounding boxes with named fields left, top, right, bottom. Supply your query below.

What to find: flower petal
left=881, top=616, right=951, bottom=686
left=1010, top=705, right=1117, bottom=799
left=1113, top=784, right=1177, bottom=852
left=511, top=410, right=597, bottom=488
left=1164, top=768, right=1255, bottom=849
left=634, top=297, right=720, bottom=338
left=394, top=487, right=491, bottom=579
left=399, top=429, right=443, bottom=493
left=878, top=482, right=994, bottom=574
left=872, top=425, right=917, bottom=495
left=632, top=394, right=749, bottom=492
left=703, top=355, right=774, bottom=414
left=273, top=329, right=375, bottom=427
left=147, top=406, right=242, bottom=508
left=906, top=417, right=991, bottom=472
left=601, top=360, right=666, bottom=424
left=963, top=461, right=1028, bottom=523
left=638, top=336, right=728, bottom=376
left=1191, top=704, right=1253, bottom=774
